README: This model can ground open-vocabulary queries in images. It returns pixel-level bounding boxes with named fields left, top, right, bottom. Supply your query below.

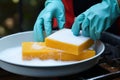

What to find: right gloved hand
left=72, top=0, right=120, bottom=40
left=33, top=0, right=65, bottom=42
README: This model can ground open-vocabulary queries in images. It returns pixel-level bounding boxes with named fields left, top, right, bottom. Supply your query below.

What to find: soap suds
left=32, top=42, right=43, bottom=50
left=58, top=52, right=62, bottom=61
left=0, top=46, right=76, bottom=67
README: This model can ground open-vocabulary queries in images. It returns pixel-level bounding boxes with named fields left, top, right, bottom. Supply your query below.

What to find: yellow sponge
left=45, top=28, right=94, bottom=55
left=22, top=42, right=95, bottom=61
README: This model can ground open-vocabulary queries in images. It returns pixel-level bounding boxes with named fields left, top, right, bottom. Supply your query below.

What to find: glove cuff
left=103, top=0, right=120, bottom=16
left=112, top=0, right=120, bottom=20
left=101, top=0, right=120, bottom=22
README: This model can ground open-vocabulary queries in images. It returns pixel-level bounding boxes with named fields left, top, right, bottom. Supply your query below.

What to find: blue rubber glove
left=34, top=0, right=65, bottom=42
left=72, top=0, right=120, bottom=40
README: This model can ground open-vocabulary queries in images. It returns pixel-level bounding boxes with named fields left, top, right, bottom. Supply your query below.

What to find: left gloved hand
left=33, top=0, right=65, bottom=42
left=72, top=0, right=120, bottom=40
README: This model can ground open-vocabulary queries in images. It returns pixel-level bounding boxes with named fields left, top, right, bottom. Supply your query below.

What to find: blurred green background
left=1, top=0, right=120, bottom=37
left=0, top=0, right=45, bottom=37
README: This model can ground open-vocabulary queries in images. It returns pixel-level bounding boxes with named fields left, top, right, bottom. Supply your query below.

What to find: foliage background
left=0, top=0, right=45, bottom=37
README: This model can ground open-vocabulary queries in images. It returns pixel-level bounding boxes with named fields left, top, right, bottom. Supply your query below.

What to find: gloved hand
left=34, top=0, right=65, bottom=42
left=72, top=0, right=120, bottom=40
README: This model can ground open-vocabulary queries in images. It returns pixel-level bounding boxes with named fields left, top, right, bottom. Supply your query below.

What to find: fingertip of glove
left=71, top=29, right=79, bottom=36
left=46, top=30, right=52, bottom=37
left=34, top=36, right=44, bottom=42
left=83, top=35, right=89, bottom=38
left=58, top=22, right=65, bottom=29
left=89, top=35, right=99, bottom=41
left=82, top=32, right=90, bottom=37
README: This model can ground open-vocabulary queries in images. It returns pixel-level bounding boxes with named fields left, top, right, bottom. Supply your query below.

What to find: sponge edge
left=45, top=28, right=94, bottom=55
left=22, top=42, right=96, bottom=61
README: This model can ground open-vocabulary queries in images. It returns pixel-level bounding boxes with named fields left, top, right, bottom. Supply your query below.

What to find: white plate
left=0, top=31, right=105, bottom=77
